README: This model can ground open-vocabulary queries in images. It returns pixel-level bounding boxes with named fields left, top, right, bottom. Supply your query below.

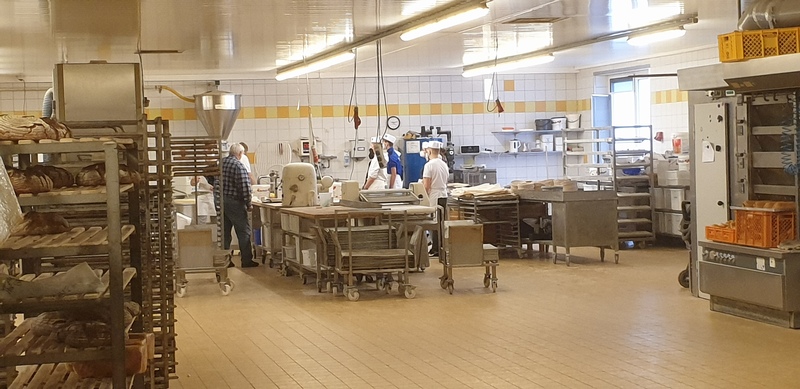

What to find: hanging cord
left=347, top=49, right=359, bottom=180
left=486, top=25, right=501, bottom=113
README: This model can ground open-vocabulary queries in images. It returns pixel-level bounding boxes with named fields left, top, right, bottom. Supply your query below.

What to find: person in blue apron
left=382, top=133, right=403, bottom=189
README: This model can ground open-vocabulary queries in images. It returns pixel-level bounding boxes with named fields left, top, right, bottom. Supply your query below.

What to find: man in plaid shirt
left=220, top=143, right=259, bottom=267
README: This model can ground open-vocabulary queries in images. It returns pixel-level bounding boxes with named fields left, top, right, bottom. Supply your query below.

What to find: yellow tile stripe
left=146, top=99, right=589, bottom=121
left=652, top=89, right=690, bottom=104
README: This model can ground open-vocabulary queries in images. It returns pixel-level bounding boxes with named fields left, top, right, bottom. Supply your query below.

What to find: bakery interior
left=2, top=0, right=800, bottom=388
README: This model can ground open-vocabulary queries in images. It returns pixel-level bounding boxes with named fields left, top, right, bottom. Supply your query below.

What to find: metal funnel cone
left=194, top=89, right=241, bottom=140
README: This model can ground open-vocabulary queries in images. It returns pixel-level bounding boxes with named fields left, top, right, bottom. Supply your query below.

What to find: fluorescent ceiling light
left=627, top=27, right=686, bottom=46
left=400, top=5, right=489, bottom=41
left=275, top=51, right=355, bottom=81
left=462, top=54, right=554, bottom=78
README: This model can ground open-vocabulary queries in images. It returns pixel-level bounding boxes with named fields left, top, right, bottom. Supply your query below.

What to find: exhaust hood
left=722, top=53, right=800, bottom=93
left=194, top=88, right=241, bottom=140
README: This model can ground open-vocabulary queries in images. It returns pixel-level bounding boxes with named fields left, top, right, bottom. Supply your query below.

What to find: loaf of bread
left=0, top=115, right=71, bottom=141
left=27, top=165, right=74, bottom=188
left=76, top=163, right=141, bottom=186
left=7, top=167, right=53, bottom=194
left=70, top=340, right=148, bottom=377
left=12, top=211, right=70, bottom=236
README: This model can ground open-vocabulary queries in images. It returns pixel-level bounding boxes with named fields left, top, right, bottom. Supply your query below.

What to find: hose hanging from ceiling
left=780, top=92, right=800, bottom=175
left=42, top=88, right=54, bottom=119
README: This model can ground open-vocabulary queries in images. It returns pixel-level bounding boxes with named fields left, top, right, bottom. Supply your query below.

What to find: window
left=610, top=76, right=651, bottom=149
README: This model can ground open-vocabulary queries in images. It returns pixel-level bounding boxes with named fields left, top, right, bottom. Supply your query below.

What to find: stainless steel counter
left=521, top=190, right=619, bottom=266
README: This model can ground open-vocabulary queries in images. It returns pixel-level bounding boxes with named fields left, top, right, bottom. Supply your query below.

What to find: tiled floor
left=171, top=247, right=800, bottom=388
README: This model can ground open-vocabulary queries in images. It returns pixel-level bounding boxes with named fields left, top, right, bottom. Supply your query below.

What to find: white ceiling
left=0, top=0, right=740, bottom=82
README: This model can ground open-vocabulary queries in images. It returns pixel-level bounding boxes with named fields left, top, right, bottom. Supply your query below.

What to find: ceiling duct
left=738, top=0, right=800, bottom=30
left=194, top=86, right=241, bottom=140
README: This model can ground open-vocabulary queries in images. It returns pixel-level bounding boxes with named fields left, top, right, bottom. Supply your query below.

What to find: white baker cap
left=428, top=140, right=442, bottom=149
left=382, top=133, right=396, bottom=144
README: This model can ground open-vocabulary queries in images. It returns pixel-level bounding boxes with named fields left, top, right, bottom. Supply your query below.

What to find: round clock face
left=387, top=115, right=401, bottom=130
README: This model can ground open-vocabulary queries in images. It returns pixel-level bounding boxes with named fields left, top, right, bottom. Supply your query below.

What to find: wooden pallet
left=11, top=363, right=132, bottom=389
left=0, top=137, right=134, bottom=146
left=0, top=267, right=137, bottom=307
left=1, top=225, right=136, bottom=251
left=17, top=184, right=135, bottom=199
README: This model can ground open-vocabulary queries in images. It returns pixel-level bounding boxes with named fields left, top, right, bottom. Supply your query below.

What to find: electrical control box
left=296, top=138, right=311, bottom=156
left=350, top=139, right=369, bottom=159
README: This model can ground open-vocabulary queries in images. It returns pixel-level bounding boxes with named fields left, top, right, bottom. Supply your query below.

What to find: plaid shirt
left=221, top=155, right=251, bottom=203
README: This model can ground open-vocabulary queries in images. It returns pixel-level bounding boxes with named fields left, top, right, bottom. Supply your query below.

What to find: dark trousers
left=222, top=197, right=254, bottom=264
left=430, top=197, right=448, bottom=254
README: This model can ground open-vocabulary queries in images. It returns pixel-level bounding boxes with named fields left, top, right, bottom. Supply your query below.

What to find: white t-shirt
left=422, top=158, right=449, bottom=200
left=240, top=153, right=252, bottom=173
left=365, top=154, right=388, bottom=190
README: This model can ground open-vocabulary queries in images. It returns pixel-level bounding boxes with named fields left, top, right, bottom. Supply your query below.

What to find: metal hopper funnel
left=194, top=87, right=241, bottom=140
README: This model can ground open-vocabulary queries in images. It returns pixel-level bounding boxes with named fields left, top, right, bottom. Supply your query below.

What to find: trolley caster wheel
left=302, top=276, right=308, bottom=285
left=317, top=282, right=323, bottom=293
left=614, top=254, right=620, bottom=264
left=220, top=280, right=234, bottom=296
left=268, top=258, right=274, bottom=268
left=491, top=281, right=497, bottom=293
left=376, top=277, right=385, bottom=290
left=600, top=249, right=605, bottom=262
left=679, top=269, right=690, bottom=288
left=346, top=289, right=360, bottom=301
left=326, top=281, right=332, bottom=293
left=439, top=277, right=449, bottom=289
left=447, top=282, right=454, bottom=295
left=403, top=287, right=416, bottom=299
left=332, top=285, right=339, bottom=295
left=176, top=285, right=187, bottom=298
left=483, top=275, right=491, bottom=288
left=384, top=283, right=392, bottom=294
left=215, top=273, right=221, bottom=283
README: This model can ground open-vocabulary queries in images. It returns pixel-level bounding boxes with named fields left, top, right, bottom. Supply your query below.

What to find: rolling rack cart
left=327, top=210, right=417, bottom=301
left=171, top=136, right=234, bottom=297
left=448, top=193, right=523, bottom=258
left=439, top=220, right=499, bottom=294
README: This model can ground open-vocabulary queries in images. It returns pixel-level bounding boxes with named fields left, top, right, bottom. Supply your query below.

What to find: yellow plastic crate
left=719, top=27, right=800, bottom=62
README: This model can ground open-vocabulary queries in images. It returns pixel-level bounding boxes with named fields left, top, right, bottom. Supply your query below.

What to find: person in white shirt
left=363, top=137, right=388, bottom=190
left=423, top=141, right=450, bottom=256
left=239, top=142, right=256, bottom=185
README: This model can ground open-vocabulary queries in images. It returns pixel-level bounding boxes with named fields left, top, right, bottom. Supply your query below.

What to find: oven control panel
left=700, top=246, right=784, bottom=275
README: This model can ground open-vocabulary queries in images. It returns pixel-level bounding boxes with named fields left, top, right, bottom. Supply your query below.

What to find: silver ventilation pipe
left=42, top=88, right=54, bottom=119
left=738, top=0, right=800, bottom=30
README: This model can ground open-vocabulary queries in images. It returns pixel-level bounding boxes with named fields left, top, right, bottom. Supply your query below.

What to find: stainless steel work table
left=279, top=204, right=436, bottom=292
left=522, top=190, right=619, bottom=265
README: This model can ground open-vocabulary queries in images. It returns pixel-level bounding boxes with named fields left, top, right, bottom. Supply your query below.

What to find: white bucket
left=551, top=117, right=567, bottom=131
left=566, top=114, right=581, bottom=129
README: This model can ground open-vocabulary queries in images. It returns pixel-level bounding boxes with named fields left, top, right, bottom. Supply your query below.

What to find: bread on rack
left=0, top=115, right=71, bottom=141
left=7, top=167, right=53, bottom=194
left=76, top=163, right=141, bottom=186
left=12, top=211, right=70, bottom=236
left=30, top=301, right=141, bottom=348
left=26, top=165, right=74, bottom=188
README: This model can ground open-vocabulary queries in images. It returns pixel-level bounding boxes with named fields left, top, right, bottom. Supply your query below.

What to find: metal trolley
left=448, top=193, right=523, bottom=258
left=439, top=220, right=499, bottom=294
left=172, top=136, right=235, bottom=297
left=325, top=210, right=418, bottom=301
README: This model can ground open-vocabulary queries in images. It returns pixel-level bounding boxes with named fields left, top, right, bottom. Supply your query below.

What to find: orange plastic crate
left=705, top=225, right=736, bottom=244
left=734, top=206, right=796, bottom=248
left=719, top=27, right=800, bottom=62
